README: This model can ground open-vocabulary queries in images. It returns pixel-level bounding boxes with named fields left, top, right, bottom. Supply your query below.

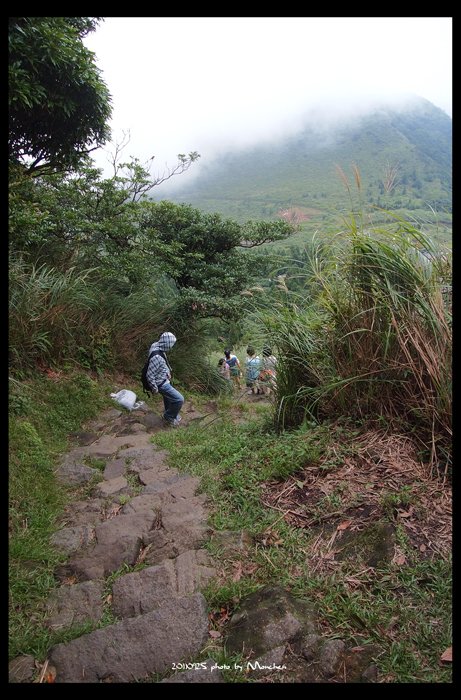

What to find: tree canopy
left=9, top=159, right=295, bottom=318
left=138, top=200, right=294, bottom=317
left=9, top=17, right=112, bottom=175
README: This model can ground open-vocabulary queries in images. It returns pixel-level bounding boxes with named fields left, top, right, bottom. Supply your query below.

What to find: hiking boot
left=162, top=416, right=176, bottom=428
left=173, top=415, right=182, bottom=426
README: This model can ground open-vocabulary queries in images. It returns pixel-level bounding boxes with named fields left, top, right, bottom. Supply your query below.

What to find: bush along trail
left=9, top=392, right=452, bottom=684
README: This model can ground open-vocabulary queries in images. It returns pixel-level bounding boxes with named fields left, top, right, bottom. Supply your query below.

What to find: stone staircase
left=32, top=403, right=219, bottom=682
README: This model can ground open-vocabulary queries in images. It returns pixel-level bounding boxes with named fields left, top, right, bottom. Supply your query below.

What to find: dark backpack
left=141, top=349, right=170, bottom=397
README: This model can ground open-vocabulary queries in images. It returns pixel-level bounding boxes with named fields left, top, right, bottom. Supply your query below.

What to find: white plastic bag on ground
left=110, top=389, right=137, bottom=411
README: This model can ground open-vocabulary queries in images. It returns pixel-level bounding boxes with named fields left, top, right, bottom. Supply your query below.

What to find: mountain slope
left=154, top=98, right=452, bottom=244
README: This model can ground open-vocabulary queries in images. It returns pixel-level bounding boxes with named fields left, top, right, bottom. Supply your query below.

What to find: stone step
left=84, top=433, right=152, bottom=459
left=49, top=593, right=209, bottom=683
left=66, top=511, right=159, bottom=580
left=67, top=536, right=142, bottom=581
left=112, top=549, right=215, bottom=619
left=55, top=461, right=98, bottom=486
left=143, top=474, right=201, bottom=500
left=143, top=522, right=211, bottom=566
left=93, top=475, right=129, bottom=498
left=45, top=580, right=104, bottom=631
left=57, top=499, right=106, bottom=529
left=50, top=524, right=95, bottom=555
left=121, top=448, right=170, bottom=472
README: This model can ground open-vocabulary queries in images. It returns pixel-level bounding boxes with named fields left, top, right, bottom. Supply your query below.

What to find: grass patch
left=83, top=456, right=106, bottom=472
left=294, top=557, right=452, bottom=683
left=9, top=371, right=112, bottom=661
left=125, top=471, right=143, bottom=495
left=152, top=411, right=452, bottom=683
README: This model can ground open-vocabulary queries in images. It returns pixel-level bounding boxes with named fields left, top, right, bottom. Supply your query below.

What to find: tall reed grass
left=8, top=257, right=224, bottom=394
left=8, top=257, right=174, bottom=374
left=323, top=225, right=451, bottom=459
left=9, top=258, right=97, bottom=370
left=257, top=217, right=451, bottom=470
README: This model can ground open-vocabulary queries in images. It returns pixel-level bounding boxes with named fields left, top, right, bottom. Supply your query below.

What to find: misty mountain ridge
left=153, top=97, right=451, bottom=244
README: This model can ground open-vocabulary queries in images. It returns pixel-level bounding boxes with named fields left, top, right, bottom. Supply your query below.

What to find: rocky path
left=18, top=401, right=225, bottom=683
left=10, top=397, right=383, bottom=684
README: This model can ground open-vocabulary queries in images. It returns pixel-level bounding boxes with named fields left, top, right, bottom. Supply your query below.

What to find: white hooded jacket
left=145, top=332, right=177, bottom=392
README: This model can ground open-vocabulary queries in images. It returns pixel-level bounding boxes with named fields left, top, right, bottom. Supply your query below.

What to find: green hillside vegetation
left=156, top=99, right=451, bottom=247
left=9, top=19, right=451, bottom=683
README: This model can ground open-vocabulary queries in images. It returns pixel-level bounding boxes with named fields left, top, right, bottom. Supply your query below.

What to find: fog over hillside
left=85, top=16, right=451, bottom=188
left=148, top=96, right=451, bottom=246
left=152, top=96, right=451, bottom=200
left=152, top=95, right=451, bottom=197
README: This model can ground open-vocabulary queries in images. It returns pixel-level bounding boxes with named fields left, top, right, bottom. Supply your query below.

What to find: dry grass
left=262, top=428, right=451, bottom=578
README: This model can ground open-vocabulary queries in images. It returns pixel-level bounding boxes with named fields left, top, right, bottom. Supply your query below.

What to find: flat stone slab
left=121, top=493, right=167, bottom=514
left=120, top=448, right=169, bottom=472
left=85, top=435, right=146, bottom=459
left=174, top=549, right=215, bottom=595
left=69, top=431, right=100, bottom=446
left=58, top=446, right=92, bottom=462
left=143, top=521, right=210, bottom=566
left=143, top=474, right=201, bottom=500
left=66, top=510, right=160, bottom=580
left=112, top=549, right=215, bottom=619
left=103, top=458, right=127, bottom=479
left=115, top=422, right=147, bottom=435
left=118, top=433, right=156, bottom=450
left=55, top=462, right=98, bottom=486
left=46, top=580, right=105, bottom=631
left=68, top=536, right=142, bottom=581
left=137, top=467, right=175, bottom=486
left=95, top=511, right=158, bottom=546
left=50, top=593, right=209, bottom=682
left=58, top=499, right=106, bottom=528
left=50, top=525, right=95, bottom=555
left=116, top=494, right=208, bottom=566
left=161, top=498, right=208, bottom=527
left=93, top=476, right=129, bottom=497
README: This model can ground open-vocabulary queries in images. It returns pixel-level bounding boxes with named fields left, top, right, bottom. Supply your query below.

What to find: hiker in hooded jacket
left=146, top=332, right=184, bottom=427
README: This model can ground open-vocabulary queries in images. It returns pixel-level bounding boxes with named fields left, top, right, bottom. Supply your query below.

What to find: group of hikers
left=141, top=332, right=277, bottom=430
left=218, top=345, right=277, bottom=396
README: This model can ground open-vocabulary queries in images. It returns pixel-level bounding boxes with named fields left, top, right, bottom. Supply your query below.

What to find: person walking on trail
left=258, top=345, right=277, bottom=396
left=146, top=332, right=184, bottom=427
left=218, top=357, right=231, bottom=381
left=224, top=349, right=242, bottom=390
left=245, top=345, right=262, bottom=394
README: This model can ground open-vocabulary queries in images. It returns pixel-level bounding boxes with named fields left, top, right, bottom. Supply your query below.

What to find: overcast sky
left=83, top=17, right=452, bottom=184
